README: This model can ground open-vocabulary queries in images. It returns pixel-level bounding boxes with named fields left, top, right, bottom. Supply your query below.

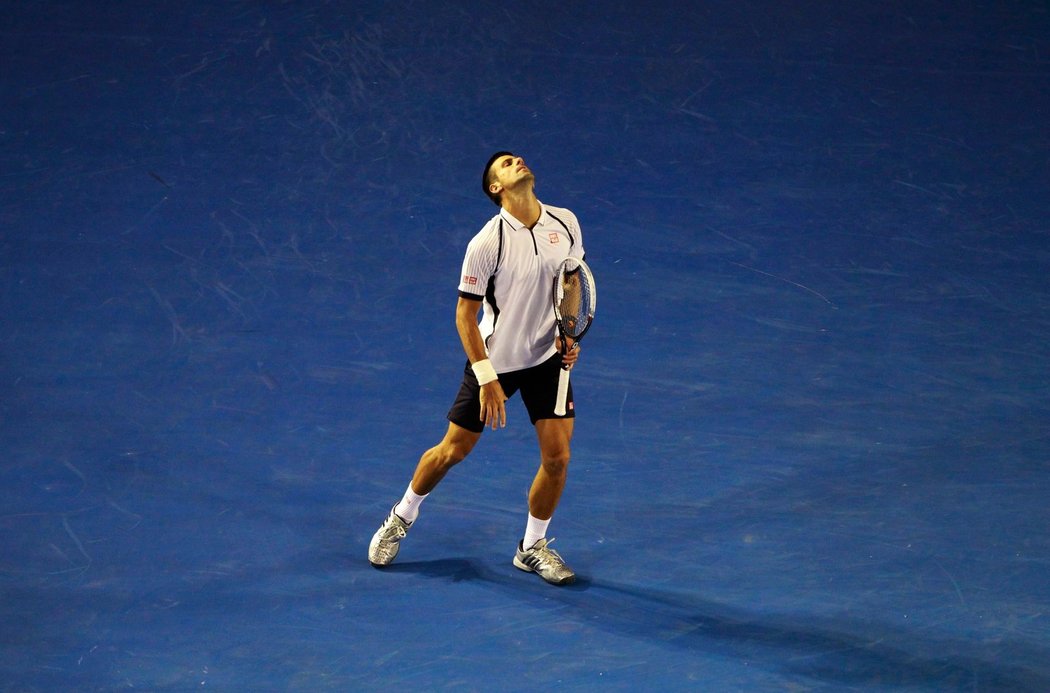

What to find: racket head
left=552, top=257, right=597, bottom=341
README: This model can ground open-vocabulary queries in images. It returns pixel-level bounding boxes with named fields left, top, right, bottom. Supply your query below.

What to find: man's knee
left=541, top=448, right=571, bottom=477
left=434, top=424, right=479, bottom=469
left=439, top=440, right=472, bottom=466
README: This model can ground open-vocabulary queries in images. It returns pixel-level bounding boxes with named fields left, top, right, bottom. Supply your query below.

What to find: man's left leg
left=513, top=418, right=576, bottom=585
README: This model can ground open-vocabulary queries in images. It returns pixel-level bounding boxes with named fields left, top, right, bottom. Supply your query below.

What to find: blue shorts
left=447, top=353, right=574, bottom=433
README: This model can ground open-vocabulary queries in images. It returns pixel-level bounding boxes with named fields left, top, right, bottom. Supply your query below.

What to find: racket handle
left=554, top=367, right=571, bottom=416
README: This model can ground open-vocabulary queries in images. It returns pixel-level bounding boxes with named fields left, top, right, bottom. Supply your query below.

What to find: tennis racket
left=553, top=257, right=597, bottom=416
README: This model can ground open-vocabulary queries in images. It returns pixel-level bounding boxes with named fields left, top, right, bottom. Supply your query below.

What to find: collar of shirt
left=499, top=203, right=551, bottom=231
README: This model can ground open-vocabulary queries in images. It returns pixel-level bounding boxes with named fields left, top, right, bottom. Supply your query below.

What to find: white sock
left=522, top=513, right=551, bottom=550
left=394, top=484, right=428, bottom=524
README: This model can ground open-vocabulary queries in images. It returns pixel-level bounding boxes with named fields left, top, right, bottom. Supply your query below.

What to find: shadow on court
left=388, top=558, right=1050, bottom=690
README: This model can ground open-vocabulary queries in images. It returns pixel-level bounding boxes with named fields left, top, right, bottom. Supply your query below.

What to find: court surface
left=2, top=2, right=1049, bottom=690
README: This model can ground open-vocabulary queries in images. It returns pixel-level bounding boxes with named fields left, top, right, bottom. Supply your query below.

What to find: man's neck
left=501, top=192, right=541, bottom=229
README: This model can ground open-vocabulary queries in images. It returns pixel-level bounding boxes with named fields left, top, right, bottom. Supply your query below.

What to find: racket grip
left=554, top=367, right=571, bottom=416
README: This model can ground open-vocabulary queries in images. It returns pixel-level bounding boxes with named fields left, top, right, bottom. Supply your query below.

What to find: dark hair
left=482, top=151, right=514, bottom=206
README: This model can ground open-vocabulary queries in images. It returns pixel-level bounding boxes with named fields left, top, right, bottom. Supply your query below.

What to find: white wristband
left=471, top=358, right=498, bottom=385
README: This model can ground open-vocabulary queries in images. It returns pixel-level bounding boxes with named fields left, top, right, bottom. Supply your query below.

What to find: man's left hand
left=557, top=336, right=579, bottom=369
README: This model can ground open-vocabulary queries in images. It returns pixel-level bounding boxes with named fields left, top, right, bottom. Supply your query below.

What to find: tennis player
left=368, top=152, right=586, bottom=585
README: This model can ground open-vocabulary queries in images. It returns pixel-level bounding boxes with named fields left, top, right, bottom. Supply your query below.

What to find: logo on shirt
left=548, top=233, right=560, bottom=244
left=463, top=275, right=478, bottom=286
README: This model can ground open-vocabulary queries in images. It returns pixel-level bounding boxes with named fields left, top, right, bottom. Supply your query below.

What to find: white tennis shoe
left=368, top=507, right=411, bottom=567
left=513, top=538, right=576, bottom=585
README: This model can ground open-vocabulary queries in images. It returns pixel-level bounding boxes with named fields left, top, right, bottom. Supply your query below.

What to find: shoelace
left=531, top=540, right=566, bottom=569
left=383, top=519, right=407, bottom=540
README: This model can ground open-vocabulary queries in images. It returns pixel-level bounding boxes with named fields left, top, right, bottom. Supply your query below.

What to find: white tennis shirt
left=458, top=203, right=585, bottom=373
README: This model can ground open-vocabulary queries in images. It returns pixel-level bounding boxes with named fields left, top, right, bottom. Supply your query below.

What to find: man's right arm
left=455, top=296, right=507, bottom=429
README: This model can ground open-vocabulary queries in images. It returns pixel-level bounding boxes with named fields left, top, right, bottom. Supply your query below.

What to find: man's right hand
left=479, top=380, right=508, bottom=430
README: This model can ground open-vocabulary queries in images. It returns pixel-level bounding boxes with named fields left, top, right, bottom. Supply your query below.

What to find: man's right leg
left=408, top=422, right=482, bottom=496
left=368, top=422, right=481, bottom=567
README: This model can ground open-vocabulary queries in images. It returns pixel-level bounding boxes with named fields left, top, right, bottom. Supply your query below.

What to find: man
left=367, top=152, right=586, bottom=586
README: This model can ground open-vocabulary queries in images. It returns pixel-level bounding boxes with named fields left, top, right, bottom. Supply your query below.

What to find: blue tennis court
left=3, top=1, right=1048, bottom=690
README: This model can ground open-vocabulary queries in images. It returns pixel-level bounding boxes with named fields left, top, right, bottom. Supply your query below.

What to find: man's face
left=488, top=154, right=534, bottom=198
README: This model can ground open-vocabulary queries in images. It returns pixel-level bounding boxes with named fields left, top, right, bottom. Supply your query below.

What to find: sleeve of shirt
left=457, top=220, right=500, bottom=300
left=566, top=210, right=585, bottom=260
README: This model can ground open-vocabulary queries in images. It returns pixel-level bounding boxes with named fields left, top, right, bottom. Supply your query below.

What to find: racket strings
left=556, top=270, right=592, bottom=339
